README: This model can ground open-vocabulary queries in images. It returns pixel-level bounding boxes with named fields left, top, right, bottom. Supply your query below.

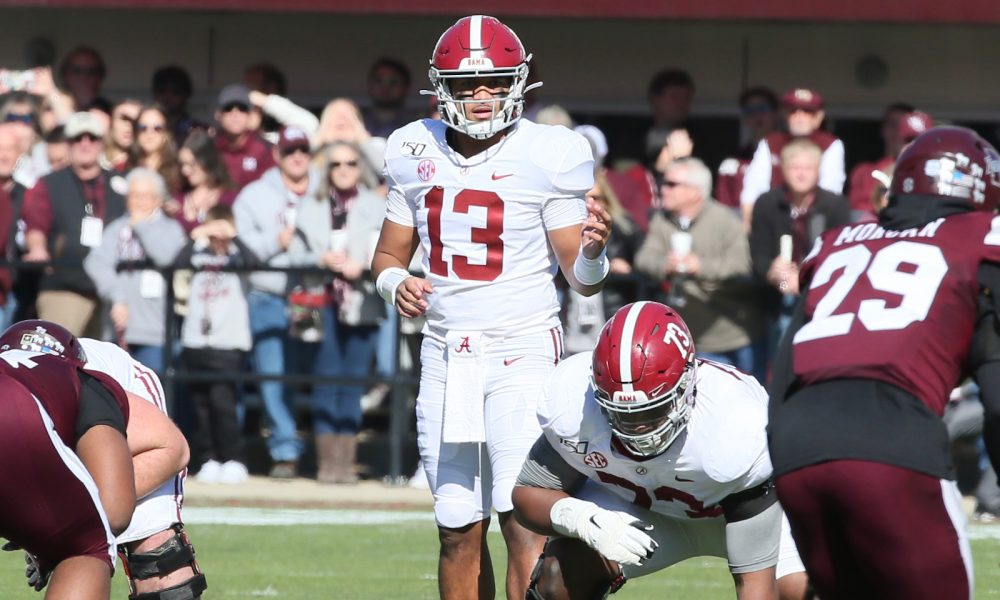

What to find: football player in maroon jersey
left=0, top=329, right=135, bottom=600
left=768, top=126, right=1000, bottom=600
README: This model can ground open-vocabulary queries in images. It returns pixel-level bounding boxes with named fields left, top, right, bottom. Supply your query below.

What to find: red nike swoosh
left=492, top=173, right=514, bottom=180
left=503, top=356, right=525, bottom=366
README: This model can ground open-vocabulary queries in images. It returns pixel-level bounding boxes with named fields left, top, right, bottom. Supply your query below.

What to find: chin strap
left=118, top=524, right=207, bottom=600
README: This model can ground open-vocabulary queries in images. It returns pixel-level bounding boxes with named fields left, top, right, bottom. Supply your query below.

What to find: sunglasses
left=221, top=103, right=250, bottom=114
left=329, top=160, right=359, bottom=169
left=137, top=123, right=165, bottom=133
left=281, top=146, right=310, bottom=157
left=70, top=133, right=101, bottom=144
left=3, top=113, right=33, bottom=125
left=742, top=103, right=774, bottom=116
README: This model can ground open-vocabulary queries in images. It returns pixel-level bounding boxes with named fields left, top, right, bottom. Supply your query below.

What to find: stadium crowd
left=0, top=43, right=994, bottom=524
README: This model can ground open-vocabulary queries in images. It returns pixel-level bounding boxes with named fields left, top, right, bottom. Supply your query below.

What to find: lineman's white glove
left=549, top=497, right=658, bottom=566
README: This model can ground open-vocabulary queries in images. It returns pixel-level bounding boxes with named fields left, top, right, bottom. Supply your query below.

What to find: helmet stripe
left=617, top=301, right=649, bottom=392
left=469, top=15, right=484, bottom=60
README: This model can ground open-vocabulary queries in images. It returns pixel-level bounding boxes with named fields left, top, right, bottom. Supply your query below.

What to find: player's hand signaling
left=395, top=277, right=434, bottom=319
left=581, top=197, right=612, bottom=260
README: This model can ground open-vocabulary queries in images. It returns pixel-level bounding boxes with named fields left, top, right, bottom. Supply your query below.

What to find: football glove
left=549, top=497, right=658, bottom=566
left=2, top=542, right=50, bottom=591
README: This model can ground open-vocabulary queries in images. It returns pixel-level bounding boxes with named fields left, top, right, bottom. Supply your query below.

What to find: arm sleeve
left=82, top=223, right=122, bottom=303
left=262, top=94, right=320, bottom=139
left=541, top=196, right=586, bottom=231
left=132, top=217, right=187, bottom=267
left=740, top=140, right=772, bottom=208
left=724, top=499, right=782, bottom=574
left=819, top=139, right=846, bottom=195
left=633, top=217, right=670, bottom=280
left=383, top=169, right=415, bottom=228
left=233, top=191, right=281, bottom=261
left=971, top=261, right=1000, bottom=474
left=22, top=180, right=53, bottom=235
left=515, top=435, right=588, bottom=493
left=75, top=371, right=128, bottom=439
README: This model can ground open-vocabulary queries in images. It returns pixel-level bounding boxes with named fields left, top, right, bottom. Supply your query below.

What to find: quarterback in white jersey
left=371, top=15, right=612, bottom=600
left=513, top=303, right=806, bottom=600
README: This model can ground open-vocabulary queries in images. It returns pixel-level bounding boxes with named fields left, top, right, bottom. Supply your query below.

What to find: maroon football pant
left=776, top=460, right=970, bottom=600
left=0, top=381, right=116, bottom=572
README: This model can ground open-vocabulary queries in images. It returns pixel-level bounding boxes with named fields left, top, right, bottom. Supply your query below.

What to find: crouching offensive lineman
left=0, top=321, right=205, bottom=600
left=0, top=331, right=135, bottom=600
left=513, top=302, right=808, bottom=600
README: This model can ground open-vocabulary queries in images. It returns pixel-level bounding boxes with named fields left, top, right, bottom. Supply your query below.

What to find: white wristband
left=573, top=248, right=610, bottom=286
left=375, top=267, right=410, bottom=305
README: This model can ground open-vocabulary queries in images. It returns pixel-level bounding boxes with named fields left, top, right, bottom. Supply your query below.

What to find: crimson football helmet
left=890, top=125, right=1000, bottom=212
left=0, top=320, right=87, bottom=365
left=591, top=302, right=696, bottom=457
left=427, top=15, right=539, bottom=139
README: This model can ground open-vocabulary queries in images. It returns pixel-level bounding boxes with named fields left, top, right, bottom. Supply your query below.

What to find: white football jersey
left=539, top=352, right=773, bottom=522
left=80, top=338, right=167, bottom=413
left=384, top=118, right=594, bottom=336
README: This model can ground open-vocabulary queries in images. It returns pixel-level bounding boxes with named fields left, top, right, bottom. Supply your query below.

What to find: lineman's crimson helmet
left=591, top=302, right=696, bottom=458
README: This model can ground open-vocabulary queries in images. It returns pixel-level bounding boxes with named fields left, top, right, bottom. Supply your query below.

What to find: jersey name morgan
left=538, top=353, right=773, bottom=521
left=384, top=119, right=594, bottom=335
left=792, top=212, right=1000, bottom=415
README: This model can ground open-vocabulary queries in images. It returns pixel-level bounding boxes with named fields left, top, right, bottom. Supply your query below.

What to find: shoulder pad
left=526, top=125, right=595, bottom=195
left=538, top=353, right=593, bottom=440
left=691, top=363, right=770, bottom=483
left=384, top=120, right=443, bottom=177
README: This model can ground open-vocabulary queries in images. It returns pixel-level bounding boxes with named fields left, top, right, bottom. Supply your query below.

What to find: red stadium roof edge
left=5, top=0, right=1000, bottom=24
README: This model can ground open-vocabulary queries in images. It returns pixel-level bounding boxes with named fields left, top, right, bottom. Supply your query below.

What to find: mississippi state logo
left=417, top=159, right=436, bottom=182
left=583, top=452, right=608, bottom=469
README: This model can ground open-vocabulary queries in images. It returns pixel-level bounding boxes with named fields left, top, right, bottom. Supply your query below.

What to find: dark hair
left=152, top=65, right=193, bottom=97
left=244, top=62, right=287, bottom=96
left=884, top=102, right=916, bottom=120
left=369, top=57, right=411, bottom=87
left=647, top=68, right=694, bottom=96
left=59, top=46, right=106, bottom=81
left=182, top=129, right=234, bottom=190
left=45, top=125, right=67, bottom=144
left=126, top=104, right=183, bottom=195
left=739, top=86, right=778, bottom=110
left=207, top=203, right=234, bottom=223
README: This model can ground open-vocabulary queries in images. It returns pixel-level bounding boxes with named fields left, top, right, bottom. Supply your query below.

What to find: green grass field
left=1, top=514, right=999, bottom=598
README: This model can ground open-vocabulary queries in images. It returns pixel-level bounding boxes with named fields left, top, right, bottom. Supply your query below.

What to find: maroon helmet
left=428, top=15, right=535, bottom=139
left=890, top=125, right=1000, bottom=212
left=0, top=320, right=87, bottom=365
left=591, top=302, right=696, bottom=457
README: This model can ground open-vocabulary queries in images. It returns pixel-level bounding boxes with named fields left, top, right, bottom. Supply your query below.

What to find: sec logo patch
left=583, top=452, right=608, bottom=469
left=417, top=159, right=436, bottom=182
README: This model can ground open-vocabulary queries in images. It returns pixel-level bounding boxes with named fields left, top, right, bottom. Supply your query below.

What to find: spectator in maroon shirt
left=22, top=111, right=126, bottom=336
left=0, top=124, right=25, bottom=329
left=213, top=84, right=274, bottom=191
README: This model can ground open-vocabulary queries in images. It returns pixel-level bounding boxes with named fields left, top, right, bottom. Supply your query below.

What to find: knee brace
left=118, top=523, right=207, bottom=600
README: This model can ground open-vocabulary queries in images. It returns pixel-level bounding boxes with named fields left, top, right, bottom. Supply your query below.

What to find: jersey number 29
left=793, top=240, right=947, bottom=344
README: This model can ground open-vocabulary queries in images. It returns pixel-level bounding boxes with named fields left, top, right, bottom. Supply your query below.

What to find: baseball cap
left=781, top=88, right=824, bottom=112
left=898, top=111, right=933, bottom=142
left=63, top=111, right=106, bottom=139
left=217, top=84, right=251, bottom=109
left=277, top=126, right=310, bottom=153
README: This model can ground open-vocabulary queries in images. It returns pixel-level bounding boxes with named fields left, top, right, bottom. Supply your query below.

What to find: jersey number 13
left=425, top=187, right=505, bottom=281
